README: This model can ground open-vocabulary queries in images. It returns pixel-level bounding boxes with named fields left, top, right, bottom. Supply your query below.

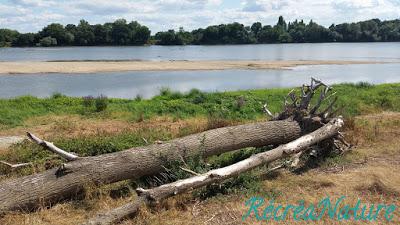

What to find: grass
left=0, top=83, right=399, bottom=224
left=0, top=82, right=399, bottom=130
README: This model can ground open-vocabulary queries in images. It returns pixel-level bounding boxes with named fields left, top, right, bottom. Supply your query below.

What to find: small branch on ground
left=0, top=161, right=31, bottom=169
left=26, top=132, right=79, bottom=161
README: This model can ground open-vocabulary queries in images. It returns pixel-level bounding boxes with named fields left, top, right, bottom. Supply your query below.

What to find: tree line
left=1, top=16, right=399, bottom=47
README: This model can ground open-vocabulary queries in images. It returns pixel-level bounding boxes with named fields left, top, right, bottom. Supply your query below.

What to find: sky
left=0, top=0, right=400, bottom=33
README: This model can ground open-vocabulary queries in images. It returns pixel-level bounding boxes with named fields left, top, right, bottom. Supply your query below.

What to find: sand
left=0, top=60, right=387, bottom=74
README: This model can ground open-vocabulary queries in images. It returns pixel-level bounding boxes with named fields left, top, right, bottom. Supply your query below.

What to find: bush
left=355, top=81, right=374, bottom=88
left=160, top=87, right=172, bottom=96
left=82, top=95, right=95, bottom=108
left=134, top=95, right=143, bottom=101
left=51, top=92, right=64, bottom=99
left=95, top=95, right=108, bottom=112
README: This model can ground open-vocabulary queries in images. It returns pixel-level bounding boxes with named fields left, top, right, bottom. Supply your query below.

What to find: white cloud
left=1, top=0, right=400, bottom=33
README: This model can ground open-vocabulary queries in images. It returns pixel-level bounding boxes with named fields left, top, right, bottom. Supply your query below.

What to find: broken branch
left=85, top=117, right=344, bottom=225
left=0, top=161, right=31, bottom=169
left=26, top=132, right=79, bottom=161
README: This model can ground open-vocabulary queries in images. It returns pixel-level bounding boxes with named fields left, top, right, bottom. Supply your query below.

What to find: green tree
left=155, top=30, right=182, bottom=45
left=39, top=36, right=57, bottom=47
left=75, top=20, right=94, bottom=45
left=13, top=33, right=36, bottom=46
left=111, top=19, right=130, bottom=45
left=40, top=23, right=68, bottom=45
left=0, top=29, right=20, bottom=47
left=251, top=22, right=262, bottom=38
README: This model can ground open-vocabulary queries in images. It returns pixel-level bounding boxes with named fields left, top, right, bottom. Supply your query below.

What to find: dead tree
left=0, top=121, right=300, bottom=213
left=85, top=117, right=344, bottom=225
left=0, top=78, right=341, bottom=214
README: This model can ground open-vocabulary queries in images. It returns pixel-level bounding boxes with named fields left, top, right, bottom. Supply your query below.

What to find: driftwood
left=85, top=117, right=344, bottom=225
left=0, top=120, right=301, bottom=213
left=0, top=161, right=31, bottom=170
left=0, top=78, right=341, bottom=216
left=27, top=132, right=79, bottom=161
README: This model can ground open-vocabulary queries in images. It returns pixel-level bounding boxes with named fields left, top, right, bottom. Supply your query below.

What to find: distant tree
left=277, top=16, right=287, bottom=31
left=128, top=21, right=150, bottom=45
left=74, top=20, right=94, bottom=45
left=13, top=33, right=37, bottom=46
left=251, top=22, right=262, bottom=37
left=155, top=30, right=182, bottom=45
left=304, top=20, right=333, bottom=42
left=0, top=29, right=20, bottom=47
left=39, top=36, right=57, bottom=46
left=2, top=17, right=400, bottom=47
left=40, top=23, right=69, bottom=45
left=176, top=27, right=194, bottom=45
left=93, top=24, right=111, bottom=45
left=111, top=19, right=130, bottom=45
left=288, top=20, right=306, bottom=42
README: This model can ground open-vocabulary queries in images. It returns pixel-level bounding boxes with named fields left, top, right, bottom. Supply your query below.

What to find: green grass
left=1, top=82, right=399, bottom=197
left=1, top=83, right=399, bottom=129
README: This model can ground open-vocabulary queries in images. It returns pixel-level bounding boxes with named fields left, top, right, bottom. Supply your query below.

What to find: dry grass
left=1, top=112, right=400, bottom=224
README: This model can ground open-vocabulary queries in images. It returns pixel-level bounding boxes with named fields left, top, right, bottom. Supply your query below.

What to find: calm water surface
left=1, top=63, right=399, bottom=98
left=1, top=43, right=399, bottom=61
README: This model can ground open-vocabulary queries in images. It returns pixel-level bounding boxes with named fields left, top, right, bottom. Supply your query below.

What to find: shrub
left=51, top=92, right=64, bottom=99
left=82, top=95, right=95, bottom=108
left=355, top=81, right=374, bottom=88
left=160, top=87, right=172, bottom=96
left=134, top=95, right=143, bottom=101
left=95, top=95, right=108, bottom=112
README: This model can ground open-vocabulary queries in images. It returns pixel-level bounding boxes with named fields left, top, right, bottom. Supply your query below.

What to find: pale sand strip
left=0, top=60, right=387, bottom=74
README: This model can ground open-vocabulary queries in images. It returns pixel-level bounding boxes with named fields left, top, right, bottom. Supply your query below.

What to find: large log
left=85, top=117, right=344, bottom=225
left=0, top=120, right=301, bottom=213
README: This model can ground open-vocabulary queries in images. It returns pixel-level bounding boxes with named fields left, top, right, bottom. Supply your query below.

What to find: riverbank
left=0, top=83, right=399, bottom=224
left=0, top=60, right=387, bottom=74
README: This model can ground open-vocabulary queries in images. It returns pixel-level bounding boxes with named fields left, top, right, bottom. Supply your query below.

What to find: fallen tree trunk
left=85, top=117, right=344, bottom=225
left=0, top=120, right=301, bottom=213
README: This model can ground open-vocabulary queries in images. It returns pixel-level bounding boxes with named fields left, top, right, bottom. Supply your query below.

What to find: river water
left=1, top=43, right=399, bottom=98
left=1, top=43, right=399, bottom=62
left=1, top=63, right=399, bottom=98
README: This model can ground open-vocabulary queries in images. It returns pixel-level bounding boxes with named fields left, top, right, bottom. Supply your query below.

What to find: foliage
left=39, top=36, right=57, bottom=47
left=1, top=19, right=150, bottom=47
left=95, top=95, right=108, bottom=112
left=2, top=17, right=400, bottom=47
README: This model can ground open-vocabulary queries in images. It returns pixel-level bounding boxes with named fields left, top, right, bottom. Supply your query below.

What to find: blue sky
left=0, top=0, right=399, bottom=33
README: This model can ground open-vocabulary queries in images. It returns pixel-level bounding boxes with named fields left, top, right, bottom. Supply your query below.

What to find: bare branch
left=290, top=151, right=304, bottom=167
left=180, top=167, right=201, bottom=176
left=266, top=164, right=285, bottom=173
left=262, top=103, right=274, bottom=117
left=322, top=96, right=338, bottom=119
left=299, top=78, right=328, bottom=110
left=0, top=161, right=31, bottom=169
left=310, top=85, right=331, bottom=115
left=26, top=132, right=79, bottom=161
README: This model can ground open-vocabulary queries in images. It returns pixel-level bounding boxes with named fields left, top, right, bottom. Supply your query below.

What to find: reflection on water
left=1, top=63, right=400, bottom=99
left=1, top=43, right=400, bottom=62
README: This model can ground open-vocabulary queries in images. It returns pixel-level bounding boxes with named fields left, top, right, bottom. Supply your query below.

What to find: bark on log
left=0, top=120, right=301, bottom=213
left=85, top=117, right=344, bottom=225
